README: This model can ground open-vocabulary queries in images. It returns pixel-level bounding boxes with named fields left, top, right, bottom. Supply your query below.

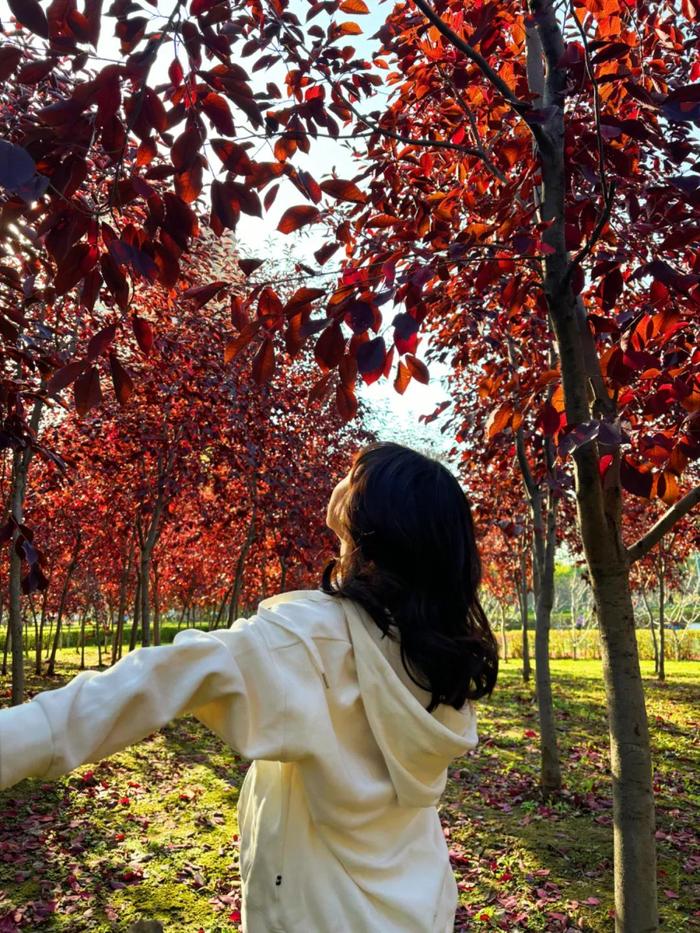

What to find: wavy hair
left=322, top=442, right=498, bottom=712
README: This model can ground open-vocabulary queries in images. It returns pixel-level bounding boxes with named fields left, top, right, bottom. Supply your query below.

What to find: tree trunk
left=140, top=553, right=151, bottom=647
left=136, top=488, right=167, bottom=650
left=153, top=562, right=161, bottom=646
left=526, top=481, right=561, bottom=794
left=657, top=554, right=665, bottom=683
left=112, top=541, right=133, bottom=665
left=1, top=623, right=9, bottom=678
left=591, top=566, right=656, bottom=932
left=215, top=586, right=232, bottom=628
left=9, top=449, right=29, bottom=705
left=35, top=584, right=49, bottom=675
left=97, top=609, right=103, bottom=667
left=280, top=555, right=288, bottom=593
left=29, top=595, right=39, bottom=660
left=499, top=602, right=508, bottom=662
left=642, top=591, right=659, bottom=676
left=47, top=533, right=81, bottom=677
left=129, top=574, right=142, bottom=652
left=6, top=398, right=44, bottom=704
left=515, top=424, right=561, bottom=794
left=80, top=609, right=87, bottom=670
left=228, top=509, right=257, bottom=626
left=517, top=551, right=531, bottom=682
left=532, top=2, right=658, bottom=924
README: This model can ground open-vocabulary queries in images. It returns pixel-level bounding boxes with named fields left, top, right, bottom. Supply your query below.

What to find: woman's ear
left=326, top=473, right=352, bottom=542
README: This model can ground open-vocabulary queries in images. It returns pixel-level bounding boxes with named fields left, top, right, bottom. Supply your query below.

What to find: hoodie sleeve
left=0, top=615, right=288, bottom=791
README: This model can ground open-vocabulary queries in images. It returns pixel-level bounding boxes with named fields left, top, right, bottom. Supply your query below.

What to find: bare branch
left=627, top=485, right=700, bottom=564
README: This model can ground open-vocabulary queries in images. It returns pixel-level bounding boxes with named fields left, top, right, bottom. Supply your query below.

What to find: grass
left=1, top=649, right=698, bottom=931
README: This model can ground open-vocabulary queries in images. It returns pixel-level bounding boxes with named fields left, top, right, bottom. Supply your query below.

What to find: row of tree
left=0, top=232, right=370, bottom=701
left=1, top=0, right=699, bottom=928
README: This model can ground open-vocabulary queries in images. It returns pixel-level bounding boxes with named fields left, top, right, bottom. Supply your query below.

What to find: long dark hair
left=322, top=442, right=498, bottom=712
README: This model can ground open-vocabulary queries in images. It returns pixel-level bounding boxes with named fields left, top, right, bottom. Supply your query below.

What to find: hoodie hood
left=342, top=598, right=478, bottom=808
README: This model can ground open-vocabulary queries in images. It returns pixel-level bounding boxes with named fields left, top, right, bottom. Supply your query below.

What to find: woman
left=0, top=442, right=498, bottom=932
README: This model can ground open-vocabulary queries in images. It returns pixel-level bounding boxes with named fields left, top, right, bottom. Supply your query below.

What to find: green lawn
left=1, top=650, right=698, bottom=931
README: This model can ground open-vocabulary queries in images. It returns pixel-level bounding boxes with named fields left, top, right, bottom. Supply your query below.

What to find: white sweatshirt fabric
left=0, top=589, right=478, bottom=932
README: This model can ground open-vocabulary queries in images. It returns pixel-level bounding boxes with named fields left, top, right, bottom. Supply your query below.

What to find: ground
left=0, top=651, right=698, bottom=932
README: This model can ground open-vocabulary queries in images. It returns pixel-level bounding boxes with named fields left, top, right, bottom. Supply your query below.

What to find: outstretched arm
left=0, top=616, right=286, bottom=790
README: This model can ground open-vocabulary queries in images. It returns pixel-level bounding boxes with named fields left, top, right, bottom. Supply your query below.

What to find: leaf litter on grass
left=1, top=651, right=698, bottom=931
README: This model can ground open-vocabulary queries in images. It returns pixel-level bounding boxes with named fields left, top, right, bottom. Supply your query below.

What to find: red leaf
left=274, top=136, right=297, bottom=162
left=74, top=367, right=102, bottom=416
left=315, top=242, right=340, bottom=265
left=366, top=213, right=399, bottom=228
left=541, top=402, right=561, bottom=436
left=169, top=58, right=184, bottom=86
left=17, top=58, right=54, bottom=84
left=309, top=372, right=333, bottom=404
left=620, top=458, right=653, bottom=498
left=136, top=137, right=157, bottom=166
left=143, top=88, right=167, bottom=133
left=258, top=286, right=284, bottom=322
left=8, top=0, right=49, bottom=38
left=47, top=360, right=87, bottom=395
left=336, top=384, right=358, bottom=421
left=335, top=20, right=362, bottom=35
left=202, top=93, right=235, bottom=136
left=132, top=316, right=154, bottom=356
left=486, top=404, right=513, bottom=439
left=175, top=162, right=203, bottom=203
left=252, top=338, right=275, bottom=384
left=339, top=354, right=357, bottom=387
left=211, top=139, right=253, bottom=175
left=109, top=353, right=134, bottom=405
left=405, top=354, right=429, bottom=385
left=315, top=322, right=345, bottom=370
left=239, top=258, right=264, bottom=276
left=394, top=361, right=412, bottom=395
left=320, top=178, right=367, bottom=204
left=224, top=322, right=259, bottom=363
left=55, top=243, right=99, bottom=296
left=285, top=287, right=324, bottom=314
left=278, top=205, right=321, bottom=234
left=172, top=128, right=201, bottom=171
left=87, top=323, right=117, bottom=359
left=339, top=0, right=369, bottom=11
left=357, top=336, right=386, bottom=385
left=84, top=0, right=103, bottom=46
left=182, top=281, right=228, bottom=308
left=0, top=47, right=22, bottom=82
left=264, top=184, right=279, bottom=211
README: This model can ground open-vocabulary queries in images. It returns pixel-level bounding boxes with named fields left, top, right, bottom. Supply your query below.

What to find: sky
left=1, top=0, right=455, bottom=452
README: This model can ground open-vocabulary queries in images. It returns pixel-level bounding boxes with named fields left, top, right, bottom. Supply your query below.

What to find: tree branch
left=411, top=0, right=529, bottom=114
left=568, top=180, right=616, bottom=272
left=627, top=485, right=700, bottom=563
left=343, top=94, right=496, bottom=164
left=569, top=0, right=609, bottom=201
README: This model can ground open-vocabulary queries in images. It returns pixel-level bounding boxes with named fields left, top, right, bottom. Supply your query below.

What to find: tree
left=440, top=312, right=571, bottom=794
left=3, top=3, right=699, bottom=929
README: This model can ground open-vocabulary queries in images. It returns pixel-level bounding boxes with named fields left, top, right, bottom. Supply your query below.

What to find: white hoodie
left=0, top=590, right=478, bottom=932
